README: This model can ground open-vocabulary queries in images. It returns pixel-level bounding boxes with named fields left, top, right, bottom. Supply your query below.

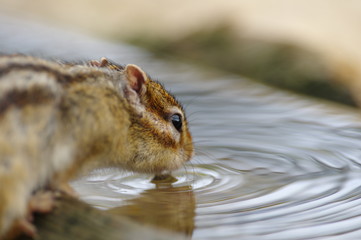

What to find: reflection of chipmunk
left=108, top=184, right=195, bottom=237
left=0, top=55, right=193, bottom=238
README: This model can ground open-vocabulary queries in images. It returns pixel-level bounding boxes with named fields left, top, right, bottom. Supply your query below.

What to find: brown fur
left=0, top=55, right=193, bottom=238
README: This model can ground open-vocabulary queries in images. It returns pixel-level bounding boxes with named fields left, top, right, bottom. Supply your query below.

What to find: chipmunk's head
left=122, top=64, right=194, bottom=174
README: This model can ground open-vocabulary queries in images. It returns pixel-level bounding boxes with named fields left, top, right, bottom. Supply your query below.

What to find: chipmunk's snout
left=182, top=135, right=194, bottom=162
left=186, top=147, right=194, bottom=162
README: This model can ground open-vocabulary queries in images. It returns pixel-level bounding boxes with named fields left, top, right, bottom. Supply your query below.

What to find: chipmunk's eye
left=170, top=114, right=182, bottom=132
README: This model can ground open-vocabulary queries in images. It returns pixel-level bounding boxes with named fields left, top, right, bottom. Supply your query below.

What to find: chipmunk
left=0, top=55, right=193, bottom=239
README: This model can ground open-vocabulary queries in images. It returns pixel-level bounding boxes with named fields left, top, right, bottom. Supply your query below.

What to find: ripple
left=7, top=17, right=361, bottom=239
left=72, top=159, right=361, bottom=238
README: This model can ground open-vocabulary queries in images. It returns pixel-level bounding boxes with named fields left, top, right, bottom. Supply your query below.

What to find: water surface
left=2, top=16, right=361, bottom=240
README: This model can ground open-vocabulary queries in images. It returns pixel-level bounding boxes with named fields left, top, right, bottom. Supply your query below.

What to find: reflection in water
left=4, top=16, right=361, bottom=239
left=108, top=183, right=195, bottom=237
left=72, top=170, right=196, bottom=236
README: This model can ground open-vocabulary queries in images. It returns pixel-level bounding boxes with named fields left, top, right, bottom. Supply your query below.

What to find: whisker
left=182, top=160, right=197, bottom=187
left=186, top=111, right=204, bottom=120
left=190, top=140, right=212, bottom=145
left=193, top=148, right=218, bottom=163
left=183, top=95, right=201, bottom=110
left=187, top=111, right=212, bottom=124
left=182, top=163, right=190, bottom=183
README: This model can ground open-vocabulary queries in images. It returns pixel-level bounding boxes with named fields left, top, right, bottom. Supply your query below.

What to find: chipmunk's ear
left=125, top=64, right=148, bottom=94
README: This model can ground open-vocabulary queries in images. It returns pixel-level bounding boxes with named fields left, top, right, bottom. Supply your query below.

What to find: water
left=2, top=15, right=361, bottom=239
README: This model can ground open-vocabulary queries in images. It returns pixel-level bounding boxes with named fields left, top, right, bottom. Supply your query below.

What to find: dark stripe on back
left=0, top=86, right=55, bottom=116
left=0, top=63, right=77, bottom=85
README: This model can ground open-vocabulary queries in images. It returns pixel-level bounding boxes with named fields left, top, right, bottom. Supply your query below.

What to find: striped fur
left=0, top=55, right=193, bottom=238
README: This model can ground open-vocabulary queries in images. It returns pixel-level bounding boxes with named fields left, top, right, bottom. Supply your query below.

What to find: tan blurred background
left=1, top=0, right=361, bottom=106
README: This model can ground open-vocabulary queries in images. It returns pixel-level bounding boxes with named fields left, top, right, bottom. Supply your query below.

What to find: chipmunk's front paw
left=7, top=191, right=58, bottom=239
left=26, top=190, right=58, bottom=236
left=28, top=190, right=58, bottom=214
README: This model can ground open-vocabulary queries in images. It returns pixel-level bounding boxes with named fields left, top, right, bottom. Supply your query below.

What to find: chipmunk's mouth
left=151, top=173, right=178, bottom=184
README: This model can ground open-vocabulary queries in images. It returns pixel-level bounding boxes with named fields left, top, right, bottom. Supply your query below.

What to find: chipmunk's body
left=0, top=55, right=193, bottom=238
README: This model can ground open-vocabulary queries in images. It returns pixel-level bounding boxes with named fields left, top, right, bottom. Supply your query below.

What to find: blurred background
left=1, top=0, right=361, bottom=106
left=4, top=2, right=361, bottom=240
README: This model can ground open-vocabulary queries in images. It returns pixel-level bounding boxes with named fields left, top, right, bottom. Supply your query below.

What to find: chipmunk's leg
left=12, top=218, right=37, bottom=238
left=7, top=190, right=58, bottom=238
left=0, top=155, right=34, bottom=238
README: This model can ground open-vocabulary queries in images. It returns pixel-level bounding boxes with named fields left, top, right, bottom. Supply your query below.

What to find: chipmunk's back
left=0, top=55, right=194, bottom=238
left=0, top=55, right=76, bottom=174
left=0, top=55, right=79, bottom=236
left=0, top=55, right=131, bottom=186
